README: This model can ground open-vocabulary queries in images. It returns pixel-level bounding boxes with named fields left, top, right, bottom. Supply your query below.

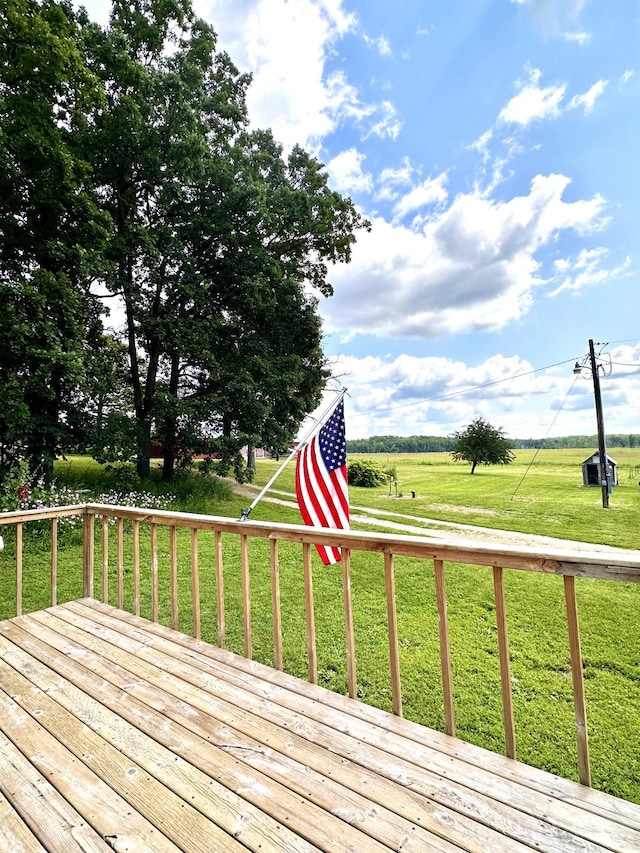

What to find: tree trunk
left=470, top=460, right=477, bottom=474
left=162, top=443, right=175, bottom=481
left=247, top=444, right=255, bottom=472
left=136, top=419, right=152, bottom=479
left=162, top=354, right=180, bottom=482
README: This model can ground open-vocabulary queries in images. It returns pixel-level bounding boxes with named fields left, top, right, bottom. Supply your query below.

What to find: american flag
left=295, top=399, right=349, bottom=565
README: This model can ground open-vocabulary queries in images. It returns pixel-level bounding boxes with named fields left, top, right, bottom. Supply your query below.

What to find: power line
left=349, top=356, right=579, bottom=419
left=604, top=337, right=640, bottom=346
left=510, top=371, right=582, bottom=501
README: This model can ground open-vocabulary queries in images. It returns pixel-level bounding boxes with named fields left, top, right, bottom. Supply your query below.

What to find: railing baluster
left=116, top=517, right=124, bottom=610
left=83, top=511, right=94, bottom=599
left=169, top=525, right=178, bottom=630
left=50, top=517, right=58, bottom=606
left=16, top=523, right=23, bottom=618
left=215, top=531, right=225, bottom=648
left=303, top=542, right=317, bottom=685
left=270, top=538, right=283, bottom=671
left=132, top=519, right=140, bottom=616
left=564, top=574, right=591, bottom=786
left=150, top=523, right=158, bottom=623
left=240, top=534, right=251, bottom=659
left=493, top=565, right=516, bottom=759
left=342, top=549, right=357, bottom=699
left=384, top=551, right=402, bottom=717
left=191, top=528, right=200, bottom=640
left=434, top=558, right=455, bottom=736
left=102, top=517, right=109, bottom=604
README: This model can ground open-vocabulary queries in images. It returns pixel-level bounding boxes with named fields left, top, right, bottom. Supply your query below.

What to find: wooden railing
left=2, top=501, right=640, bottom=789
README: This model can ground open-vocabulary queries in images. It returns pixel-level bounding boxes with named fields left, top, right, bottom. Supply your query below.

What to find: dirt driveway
left=232, top=482, right=640, bottom=558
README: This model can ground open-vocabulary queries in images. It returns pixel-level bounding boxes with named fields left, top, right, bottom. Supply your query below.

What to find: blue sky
left=80, top=0, right=640, bottom=441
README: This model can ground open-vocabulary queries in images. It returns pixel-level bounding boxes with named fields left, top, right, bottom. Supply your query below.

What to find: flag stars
left=319, top=402, right=347, bottom=471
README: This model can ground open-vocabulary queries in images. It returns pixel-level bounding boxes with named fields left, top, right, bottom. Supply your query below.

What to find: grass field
left=245, top=447, right=640, bottom=549
left=2, top=449, right=639, bottom=804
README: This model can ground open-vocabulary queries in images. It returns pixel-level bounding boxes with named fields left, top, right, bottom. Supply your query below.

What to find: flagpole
left=239, top=388, right=346, bottom=521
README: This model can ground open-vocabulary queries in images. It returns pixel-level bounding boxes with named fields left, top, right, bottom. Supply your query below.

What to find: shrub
left=348, top=460, right=386, bottom=488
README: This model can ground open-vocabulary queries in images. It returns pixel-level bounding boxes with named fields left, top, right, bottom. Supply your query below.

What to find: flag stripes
left=295, top=399, right=349, bottom=565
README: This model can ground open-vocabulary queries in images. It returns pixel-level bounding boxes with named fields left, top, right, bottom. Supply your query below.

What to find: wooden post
left=51, top=517, right=58, bottom=607
left=564, top=575, right=591, bottom=786
left=215, top=531, right=225, bottom=648
left=270, top=538, right=283, bottom=671
left=191, top=528, right=200, bottom=640
left=82, top=511, right=94, bottom=600
left=132, top=519, right=140, bottom=616
left=150, top=523, right=158, bottom=623
left=493, top=566, right=516, bottom=759
left=303, top=543, right=317, bottom=685
left=434, top=559, right=455, bottom=736
left=240, top=534, right=251, bottom=659
left=102, top=517, right=109, bottom=604
left=169, top=525, right=178, bottom=630
left=116, top=517, right=124, bottom=610
left=16, top=523, right=23, bottom=618
left=384, top=551, right=402, bottom=717
left=342, top=549, right=357, bottom=699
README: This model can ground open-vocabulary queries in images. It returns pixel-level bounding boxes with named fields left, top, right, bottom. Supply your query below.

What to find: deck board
left=0, top=600, right=638, bottom=852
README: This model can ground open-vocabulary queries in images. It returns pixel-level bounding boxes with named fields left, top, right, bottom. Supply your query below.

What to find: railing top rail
left=80, top=502, right=640, bottom=579
left=2, top=502, right=639, bottom=582
left=0, top=504, right=88, bottom=524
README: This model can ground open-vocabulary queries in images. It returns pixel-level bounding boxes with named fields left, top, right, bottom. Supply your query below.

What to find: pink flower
left=16, top=484, right=30, bottom=501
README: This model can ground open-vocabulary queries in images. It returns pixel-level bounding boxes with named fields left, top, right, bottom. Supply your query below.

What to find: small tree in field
left=451, top=417, right=515, bottom=474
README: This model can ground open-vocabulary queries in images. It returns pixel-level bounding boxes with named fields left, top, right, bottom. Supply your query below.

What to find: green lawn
left=1, top=450, right=639, bottom=804
left=251, top=448, right=640, bottom=550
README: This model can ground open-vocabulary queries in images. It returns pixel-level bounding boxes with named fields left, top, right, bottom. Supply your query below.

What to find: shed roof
left=581, top=452, right=617, bottom=465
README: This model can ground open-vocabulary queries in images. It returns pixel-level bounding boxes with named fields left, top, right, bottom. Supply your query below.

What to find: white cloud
left=562, top=31, right=590, bottom=45
left=318, top=343, right=640, bottom=440
left=498, top=67, right=566, bottom=126
left=375, top=159, right=415, bottom=200
left=473, top=67, right=610, bottom=198
left=330, top=352, right=567, bottom=439
left=326, top=148, right=373, bottom=194
left=322, top=173, right=610, bottom=340
left=198, top=1, right=405, bottom=151
left=568, top=80, right=608, bottom=113
left=392, top=173, right=449, bottom=220
left=621, top=70, right=634, bottom=85
left=468, top=129, right=493, bottom=162
left=549, top=249, right=630, bottom=296
left=363, top=100, right=403, bottom=140
left=363, top=33, right=392, bottom=56
left=197, top=0, right=364, bottom=151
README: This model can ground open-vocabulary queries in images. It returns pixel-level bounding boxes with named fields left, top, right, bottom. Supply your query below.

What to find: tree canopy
left=450, top=417, right=515, bottom=474
left=0, top=0, right=368, bottom=484
left=0, top=0, right=109, bottom=479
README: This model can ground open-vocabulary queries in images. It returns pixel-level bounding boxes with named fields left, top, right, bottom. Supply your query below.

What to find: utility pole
left=588, top=338, right=610, bottom=509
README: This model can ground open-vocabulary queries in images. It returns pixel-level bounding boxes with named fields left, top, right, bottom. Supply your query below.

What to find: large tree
left=451, top=417, right=515, bottom=474
left=82, top=1, right=366, bottom=479
left=0, top=0, right=366, bottom=483
left=0, top=0, right=110, bottom=479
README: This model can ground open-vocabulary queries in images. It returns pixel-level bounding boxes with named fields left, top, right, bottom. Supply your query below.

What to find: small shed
left=581, top=452, right=618, bottom=487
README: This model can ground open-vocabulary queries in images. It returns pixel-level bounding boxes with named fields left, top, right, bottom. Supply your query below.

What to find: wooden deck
left=1, top=600, right=639, bottom=852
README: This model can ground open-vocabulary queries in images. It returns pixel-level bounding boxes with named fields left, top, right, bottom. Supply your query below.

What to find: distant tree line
left=347, top=434, right=640, bottom=454
left=347, top=435, right=457, bottom=454
left=512, top=435, right=640, bottom=450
